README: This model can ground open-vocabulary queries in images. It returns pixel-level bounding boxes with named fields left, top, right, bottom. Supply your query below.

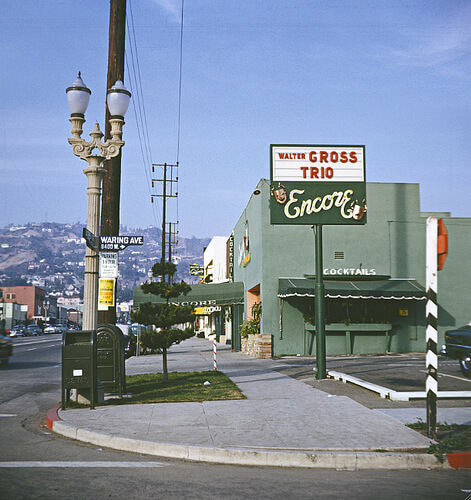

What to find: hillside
left=0, top=222, right=211, bottom=300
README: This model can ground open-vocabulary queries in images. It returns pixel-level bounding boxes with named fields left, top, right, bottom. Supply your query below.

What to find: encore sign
left=270, top=144, right=366, bottom=225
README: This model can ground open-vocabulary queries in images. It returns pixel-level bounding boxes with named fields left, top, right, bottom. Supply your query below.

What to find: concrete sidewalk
left=47, top=338, right=461, bottom=469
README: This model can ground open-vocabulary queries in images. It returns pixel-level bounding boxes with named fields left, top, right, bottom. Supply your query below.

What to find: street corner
left=46, top=404, right=61, bottom=430
left=447, top=451, right=471, bottom=470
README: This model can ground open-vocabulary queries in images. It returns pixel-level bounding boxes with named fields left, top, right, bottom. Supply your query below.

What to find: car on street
left=44, top=324, right=67, bottom=334
left=123, top=333, right=137, bottom=359
left=25, top=324, right=42, bottom=336
left=441, top=325, right=471, bottom=377
left=0, top=330, right=13, bottom=364
left=9, top=325, right=26, bottom=337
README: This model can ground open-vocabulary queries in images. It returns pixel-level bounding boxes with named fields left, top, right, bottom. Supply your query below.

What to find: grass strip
left=119, top=371, right=246, bottom=404
left=406, top=420, right=471, bottom=462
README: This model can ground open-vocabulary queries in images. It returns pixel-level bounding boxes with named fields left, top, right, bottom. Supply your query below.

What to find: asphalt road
left=274, top=353, right=471, bottom=409
left=0, top=337, right=470, bottom=499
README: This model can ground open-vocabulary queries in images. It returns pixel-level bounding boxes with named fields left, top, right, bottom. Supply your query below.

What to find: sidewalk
left=47, top=338, right=466, bottom=469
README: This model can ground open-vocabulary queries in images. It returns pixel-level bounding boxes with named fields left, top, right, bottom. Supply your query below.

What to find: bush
left=239, top=303, right=261, bottom=338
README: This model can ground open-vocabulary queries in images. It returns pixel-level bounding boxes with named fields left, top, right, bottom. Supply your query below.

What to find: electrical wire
left=175, top=0, right=185, bottom=251
left=125, top=0, right=186, bottom=261
left=126, top=0, right=161, bottom=228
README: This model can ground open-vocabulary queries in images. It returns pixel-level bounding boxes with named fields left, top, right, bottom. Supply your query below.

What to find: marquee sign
left=270, top=144, right=366, bottom=225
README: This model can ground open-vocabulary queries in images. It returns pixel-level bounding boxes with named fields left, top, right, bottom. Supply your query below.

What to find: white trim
left=278, top=292, right=426, bottom=301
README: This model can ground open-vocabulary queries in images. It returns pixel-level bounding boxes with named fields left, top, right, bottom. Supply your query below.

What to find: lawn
left=118, top=370, right=246, bottom=404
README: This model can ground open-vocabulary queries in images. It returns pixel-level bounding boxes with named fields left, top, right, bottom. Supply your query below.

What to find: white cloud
left=152, top=0, right=181, bottom=23
left=388, top=5, right=471, bottom=75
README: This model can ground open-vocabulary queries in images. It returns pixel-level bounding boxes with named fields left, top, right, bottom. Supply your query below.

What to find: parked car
left=441, top=325, right=471, bottom=378
left=25, top=324, right=42, bottom=336
left=0, top=331, right=13, bottom=365
left=123, top=334, right=137, bottom=359
left=44, top=324, right=67, bottom=334
left=9, top=325, right=26, bottom=337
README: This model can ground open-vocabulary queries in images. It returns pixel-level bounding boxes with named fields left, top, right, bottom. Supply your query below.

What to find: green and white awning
left=278, top=278, right=426, bottom=300
left=134, top=281, right=244, bottom=307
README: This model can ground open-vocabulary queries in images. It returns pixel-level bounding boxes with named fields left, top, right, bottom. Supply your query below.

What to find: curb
left=46, top=404, right=61, bottom=430
left=46, top=406, right=470, bottom=470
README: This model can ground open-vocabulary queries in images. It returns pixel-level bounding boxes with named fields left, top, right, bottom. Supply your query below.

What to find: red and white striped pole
left=213, top=338, right=217, bottom=371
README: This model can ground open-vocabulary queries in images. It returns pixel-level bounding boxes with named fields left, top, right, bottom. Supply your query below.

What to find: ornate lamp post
left=66, top=73, right=131, bottom=331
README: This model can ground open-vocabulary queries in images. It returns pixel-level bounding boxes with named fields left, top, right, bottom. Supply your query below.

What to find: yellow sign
left=98, top=278, right=115, bottom=310
left=194, top=305, right=222, bottom=315
left=399, top=308, right=408, bottom=317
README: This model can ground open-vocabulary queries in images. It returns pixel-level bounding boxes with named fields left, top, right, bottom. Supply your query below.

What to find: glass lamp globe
left=66, top=72, right=91, bottom=116
left=106, top=80, right=131, bottom=118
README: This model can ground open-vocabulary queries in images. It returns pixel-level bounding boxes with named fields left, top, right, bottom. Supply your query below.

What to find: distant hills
left=0, top=222, right=210, bottom=300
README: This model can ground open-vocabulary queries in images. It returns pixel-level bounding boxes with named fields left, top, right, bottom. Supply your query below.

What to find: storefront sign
left=324, top=268, right=376, bottom=276
left=170, top=299, right=217, bottom=307
left=238, top=221, right=251, bottom=267
left=270, top=145, right=366, bottom=225
left=226, top=233, right=234, bottom=281
left=98, top=278, right=116, bottom=310
left=194, top=305, right=222, bottom=315
left=189, top=264, right=204, bottom=277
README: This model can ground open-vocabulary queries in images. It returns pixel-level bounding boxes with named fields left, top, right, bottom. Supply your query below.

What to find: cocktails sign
left=270, top=144, right=366, bottom=225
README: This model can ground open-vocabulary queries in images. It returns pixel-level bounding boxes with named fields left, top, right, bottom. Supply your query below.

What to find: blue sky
left=1, top=1, right=470, bottom=238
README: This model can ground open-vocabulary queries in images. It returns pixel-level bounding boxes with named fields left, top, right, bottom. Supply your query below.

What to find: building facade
left=0, top=286, right=46, bottom=320
left=134, top=180, right=471, bottom=358
left=229, top=180, right=471, bottom=356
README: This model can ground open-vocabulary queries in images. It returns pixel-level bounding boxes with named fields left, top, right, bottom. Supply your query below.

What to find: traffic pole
left=314, top=224, right=326, bottom=379
left=426, top=216, right=438, bottom=440
left=213, top=338, right=217, bottom=371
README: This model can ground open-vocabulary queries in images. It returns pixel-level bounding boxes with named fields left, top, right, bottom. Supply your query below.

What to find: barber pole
left=213, top=338, right=217, bottom=371
left=426, top=216, right=438, bottom=439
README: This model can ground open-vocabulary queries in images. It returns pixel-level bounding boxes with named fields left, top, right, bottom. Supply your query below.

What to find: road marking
left=0, top=414, right=17, bottom=418
left=27, top=348, right=37, bottom=351
left=419, top=369, right=471, bottom=383
left=0, top=461, right=168, bottom=468
left=14, top=339, right=60, bottom=347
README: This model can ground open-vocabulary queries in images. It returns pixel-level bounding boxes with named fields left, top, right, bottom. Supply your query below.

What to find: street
left=0, top=337, right=469, bottom=499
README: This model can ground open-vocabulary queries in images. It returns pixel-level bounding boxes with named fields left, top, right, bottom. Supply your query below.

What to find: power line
left=125, top=0, right=161, bottom=228
left=176, top=0, right=185, bottom=164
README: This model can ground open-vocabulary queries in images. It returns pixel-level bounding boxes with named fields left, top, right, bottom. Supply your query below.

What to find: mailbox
left=96, top=324, right=126, bottom=397
left=62, top=330, right=97, bottom=409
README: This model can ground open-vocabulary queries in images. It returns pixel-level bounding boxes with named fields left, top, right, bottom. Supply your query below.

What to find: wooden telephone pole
left=99, top=0, right=126, bottom=325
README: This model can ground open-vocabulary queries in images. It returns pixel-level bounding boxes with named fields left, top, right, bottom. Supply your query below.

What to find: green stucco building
left=230, top=180, right=470, bottom=356
left=134, top=180, right=470, bottom=358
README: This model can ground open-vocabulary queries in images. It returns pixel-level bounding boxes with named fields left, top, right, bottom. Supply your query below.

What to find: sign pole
left=426, top=216, right=438, bottom=439
left=314, top=224, right=327, bottom=379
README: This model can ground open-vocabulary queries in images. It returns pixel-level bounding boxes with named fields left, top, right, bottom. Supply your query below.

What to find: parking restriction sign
left=99, top=252, right=119, bottom=278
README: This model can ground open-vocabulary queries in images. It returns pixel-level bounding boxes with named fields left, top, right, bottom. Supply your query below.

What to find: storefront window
left=305, top=299, right=394, bottom=325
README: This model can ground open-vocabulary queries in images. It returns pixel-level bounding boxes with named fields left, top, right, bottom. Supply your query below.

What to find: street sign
left=437, top=219, right=448, bottom=271
left=99, top=252, right=119, bottom=278
left=99, top=235, right=144, bottom=251
left=82, top=228, right=98, bottom=252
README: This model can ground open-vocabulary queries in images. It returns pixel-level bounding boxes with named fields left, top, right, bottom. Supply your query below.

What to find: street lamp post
left=66, top=73, right=131, bottom=331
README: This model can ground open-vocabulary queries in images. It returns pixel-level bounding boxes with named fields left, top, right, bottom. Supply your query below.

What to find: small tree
left=131, top=261, right=194, bottom=380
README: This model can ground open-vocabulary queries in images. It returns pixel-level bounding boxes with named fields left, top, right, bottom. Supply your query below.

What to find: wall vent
left=334, top=251, right=344, bottom=260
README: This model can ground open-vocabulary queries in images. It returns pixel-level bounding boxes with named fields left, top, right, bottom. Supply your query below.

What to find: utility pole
left=99, top=0, right=126, bottom=325
left=151, top=163, right=179, bottom=282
